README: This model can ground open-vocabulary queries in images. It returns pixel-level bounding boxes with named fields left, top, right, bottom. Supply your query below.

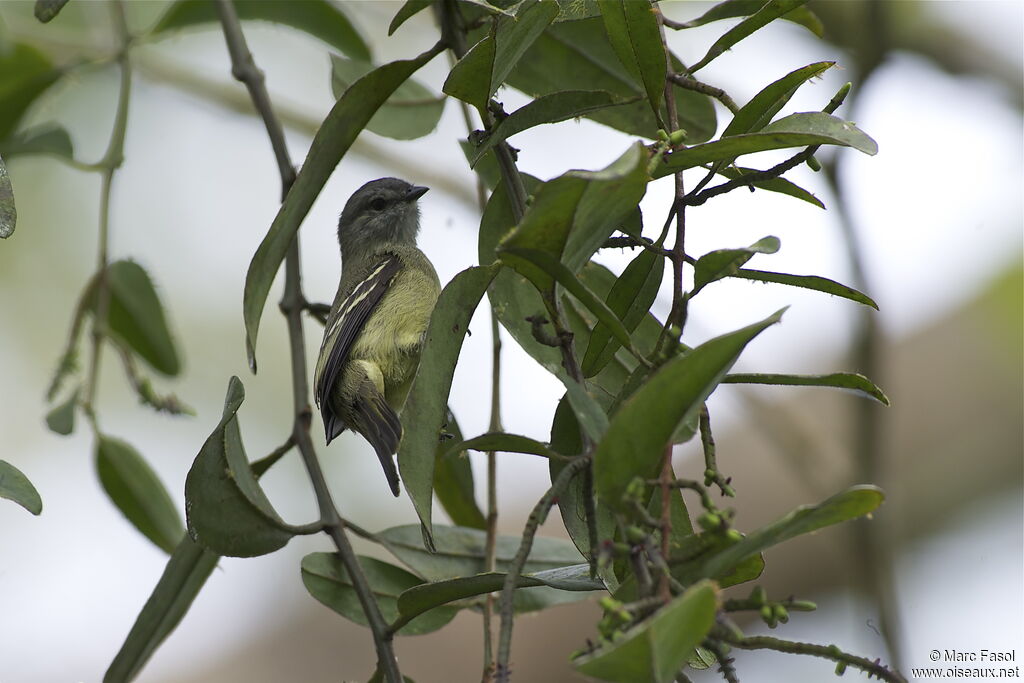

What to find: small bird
left=314, top=178, right=440, bottom=496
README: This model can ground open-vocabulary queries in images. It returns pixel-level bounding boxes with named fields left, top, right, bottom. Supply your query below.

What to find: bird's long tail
left=350, top=389, right=403, bottom=496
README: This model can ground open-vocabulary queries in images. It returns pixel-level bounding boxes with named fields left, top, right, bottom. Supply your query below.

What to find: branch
left=668, top=73, right=740, bottom=113
left=212, top=1, right=401, bottom=680
left=719, top=632, right=907, bottom=683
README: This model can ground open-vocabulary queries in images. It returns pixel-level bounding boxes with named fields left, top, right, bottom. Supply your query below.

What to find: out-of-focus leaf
left=595, top=310, right=784, bottom=509
left=104, top=536, right=218, bottom=683
left=0, top=460, right=42, bottom=515
left=244, top=46, right=440, bottom=369
left=45, top=387, right=78, bottom=436
left=716, top=165, right=824, bottom=208
left=730, top=267, right=878, bottom=309
left=443, top=0, right=558, bottom=111
left=674, top=0, right=823, bottom=37
left=504, top=17, right=716, bottom=141
left=723, top=372, right=890, bottom=405
left=689, top=0, right=810, bottom=73
left=0, top=43, right=61, bottom=141
left=152, top=0, right=370, bottom=60
left=693, top=236, right=780, bottom=294
left=389, top=0, right=431, bottom=35
left=471, top=90, right=634, bottom=165
left=97, top=435, right=183, bottom=553
left=330, top=55, right=444, bottom=140
left=702, top=486, right=885, bottom=577
left=655, top=112, right=877, bottom=178
left=89, top=260, right=181, bottom=376
left=598, top=0, right=665, bottom=117
left=667, top=533, right=764, bottom=589
left=184, top=377, right=293, bottom=557
left=399, top=265, right=498, bottom=547
left=0, top=125, right=74, bottom=161
left=0, top=155, right=15, bottom=239
left=433, top=408, right=486, bottom=529
left=301, top=553, right=457, bottom=635
left=573, top=580, right=719, bottom=682
left=34, top=0, right=72, bottom=22
left=723, top=61, right=835, bottom=137
left=447, top=432, right=559, bottom=460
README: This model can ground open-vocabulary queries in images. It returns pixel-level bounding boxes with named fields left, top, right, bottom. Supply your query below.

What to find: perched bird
left=314, top=178, right=440, bottom=496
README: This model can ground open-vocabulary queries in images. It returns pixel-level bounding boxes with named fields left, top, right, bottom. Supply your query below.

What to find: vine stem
left=212, top=1, right=401, bottom=680
left=719, top=632, right=907, bottom=683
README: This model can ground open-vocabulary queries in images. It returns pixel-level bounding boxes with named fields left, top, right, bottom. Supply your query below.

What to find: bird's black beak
left=404, top=185, right=429, bottom=202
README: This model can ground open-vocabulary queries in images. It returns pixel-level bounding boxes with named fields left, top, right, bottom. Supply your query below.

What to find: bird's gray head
left=337, top=177, right=428, bottom=259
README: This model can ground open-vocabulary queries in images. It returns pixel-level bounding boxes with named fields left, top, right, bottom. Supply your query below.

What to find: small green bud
left=835, top=661, right=848, bottom=676
left=612, top=542, right=632, bottom=556
left=774, top=605, right=789, bottom=623
left=725, top=529, right=743, bottom=542
left=806, top=155, right=822, bottom=172
left=791, top=600, right=817, bottom=612
left=656, top=129, right=670, bottom=141
left=625, top=526, right=648, bottom=544
left=668, top=128, right=687, bottom=145
left=761, top=604, right=776, bottom=628
left=599, top=597, right=620, bottom=611
left=697, top=512, right=720, bottom=531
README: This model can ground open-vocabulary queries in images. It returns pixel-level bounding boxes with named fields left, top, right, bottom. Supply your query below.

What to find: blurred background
left=0, top=1, right=1020, bottom=681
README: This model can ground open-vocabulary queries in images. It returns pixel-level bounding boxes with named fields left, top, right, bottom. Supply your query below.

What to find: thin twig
left=720, top=632, right=907, bottom=683
left=212, top=1, right=401, bottom=680
left=668, top=73, right=740, bottom=113
left=699, top=404, right=734, bottom=496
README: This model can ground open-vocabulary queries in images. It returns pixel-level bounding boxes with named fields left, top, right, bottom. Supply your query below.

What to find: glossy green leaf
left=301, top=553, right=457, bottom=635
left=504, top=17, right=716, bottom=141
left=582, top=247, right=664, bottom=377
left=675, top=0, right=823, bottom=37
left=595, top=310, right=784, bottom=509
left=722, top=372, right=890, bottom=405
left=715, top=165, right=824, bottom=208
left=396, top=563, right=603, bottom=623
left=0, top=459, right=42, bottom=515
left=573, top=580, right=719, bottom=682
left=598, top=0, right=665, bottom=117
left=152, top=0, right=370, bottom=60
left=398, top=265, right=498, bottom=546
left=0, top=43, right=61, bottom=141
left=554, top=0, right=600, bottom=21
left=693, top=236, right=780, bottom=294
left=45, top=387, right=78, bottom=436
left=654, top=112, right=877, bottom=178
left=330, top=55, right=444, bottom=140
left=184, top=377, right=293, bottom=557
left=389, top=0, right=431, bottom=35
left=378, top=524, right=584, bottom=581
left=689, top=0, right=810, bottom=73
left=34, top=0, right=71, bottom=22
left=563, top=378, right=609, bottom=444
left=0, top=155, right=15, bottom=239
left=471, top=90, right=634, bottom=165
left=0, top=125, right=74, bottom=161
left=97, top=436, right=183, bottom=553
left=666, top=532, right=764, bottom=589
left=243, top=46, right=440, bottom=369
left=104, top=536, right=218, bottom=683
left=723, top=61, right=835, bottom=137
left=703, top=486, right=885, bottom=578
left=90, top=260, right=181, bottom=376
left=433, top=408, right=486, bottom=529
left=443, top=0, right=558, bottom=111
left=447, top=431, right=559, bottom=460
left=730, top=267, right=878, bottom=309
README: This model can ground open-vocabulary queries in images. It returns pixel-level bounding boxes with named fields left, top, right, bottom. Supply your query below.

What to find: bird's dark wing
left=315, top=253, right=402, bottom=443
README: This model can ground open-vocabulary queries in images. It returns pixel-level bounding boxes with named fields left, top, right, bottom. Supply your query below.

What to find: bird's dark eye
left=370, top=197, right=387, bottom=211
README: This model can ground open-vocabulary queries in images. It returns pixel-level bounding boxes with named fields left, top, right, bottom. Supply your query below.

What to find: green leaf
left=723, top=61, right=835, bottom=137
left=504, top=17, right=716, bottom=141
left=0, top=459, right=42, bottom=515
left=0, top=43, right=62, bottom=141
left=675, top=0, right=823, bottom=37
left=152, top=0, right=370, bottom=60
left=554, top=0, right=600, bottom=21
left=666, top=533, right=764, bottom=589
left=433, top=408, right=486, bottom=529
left=97, top=435, right=183, bottom=554
left=471, top=90, right=634, bottom=165
left=689, top=0, right=810, bottom=74
left=184, top=377, right=293, bottom=557
left=563, top=379, right=609, bottom=444
left=301, top=553, right=457, bottom=635
left=0, top=125, right=74, bottom=161
left=446, top=431, right=559, bottom=460
left=443, top=0, right=559, bottom=111
left=243, top=46, right=439, bottom=369
left=654, top=112, right=877, bottom=178
left=702, top=486, right=885, bottom=578
left=91, top=260, right=181, bottom=376
left=389, top=0, right=432, bottom=35
left=692, top=236, right=780, bottom=294
left=716, top=165, right=824, bottom=208
left=582, top=247, right=665, bottom=377
left=45, top=387, right=78, bottom=436
left=398, top=265, right=498, bottom=546
left=598, top=0, right=665, bottom=117
left=722, top=372, right=890, bottom=405
left=573, top=580, right=719, bottom=683
left=730, top=267, right=878, bottom=309
left=0, top=155, right=15, bottom=239
left=34, top=0, right=72, bottom=22
left=104, top=536, right=219, bottom=683
left=594, top=310, right=784, bottom=509
left=396, top=564, right=603, bottom=623
left=330, top=55, right=444, bottom=140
